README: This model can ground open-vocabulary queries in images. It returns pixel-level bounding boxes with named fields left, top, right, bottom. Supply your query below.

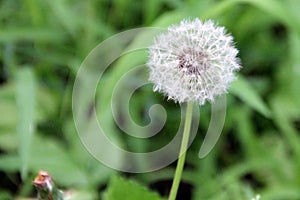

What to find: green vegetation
left=1, top=0, right=300, bottom=199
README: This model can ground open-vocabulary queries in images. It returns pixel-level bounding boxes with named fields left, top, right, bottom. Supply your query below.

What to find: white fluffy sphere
left=147, top=18, right=241, bottom=105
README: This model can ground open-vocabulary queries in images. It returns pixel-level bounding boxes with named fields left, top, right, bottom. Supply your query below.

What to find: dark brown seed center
left=177, top=48, right=208, bottom=75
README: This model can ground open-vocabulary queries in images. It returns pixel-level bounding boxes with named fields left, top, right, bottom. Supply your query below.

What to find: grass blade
left=16, top=67, right=36, bottom=180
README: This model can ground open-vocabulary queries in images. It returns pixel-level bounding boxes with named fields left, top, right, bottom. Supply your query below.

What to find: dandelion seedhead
left=147, top=18, right=241, bottom=105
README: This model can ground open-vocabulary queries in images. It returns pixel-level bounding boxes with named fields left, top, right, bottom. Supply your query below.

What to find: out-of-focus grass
left=0, top=0, right=300, bottom=199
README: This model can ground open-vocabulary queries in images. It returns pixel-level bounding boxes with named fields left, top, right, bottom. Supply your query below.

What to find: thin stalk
left=168, top=102, right=194, bottom=200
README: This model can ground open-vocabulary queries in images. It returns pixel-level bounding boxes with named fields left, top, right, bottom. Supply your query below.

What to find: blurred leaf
left=28, top=135, right=88, bottom=187
left=144, top=0, right=162, bottom=25
left=16, top=67, right=36, bottom=180
left=0, top=83, right=17, bottom=128
left=234, top=0, right=299, bottom=31
left=0, top=154, right=20, bottom=172
left=103, top=176, right=164, bottom=200
left=63, top=119, right=115, bottom=187
left=262, top=188, right=300, bottom=199
left=44, top=0, right=77, bottom=35
left=230, top=76, right=271, bottom=117
left=0, top=133, right=88, bottom=186
left=23, top=0, right=44, bottom=26
left=0, top=28, right=65, bottom=42
left=270, top=95, right=300, bottom=156
left=196, top=0, right=237, bottom=19
left=288, top=30, right=300, bottom=102
left=286, top=0, right=300, bottom=25
left=0, top=131, right=18, bottom=151
left=64, top=189, right=97, bottom=200
left=233, top=106, right=262, bottom=158
left=0, top=190, right=13, bottom=200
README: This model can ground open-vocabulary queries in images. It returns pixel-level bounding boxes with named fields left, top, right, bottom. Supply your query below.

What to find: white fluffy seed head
left=147, top=18, right=241, bottom=105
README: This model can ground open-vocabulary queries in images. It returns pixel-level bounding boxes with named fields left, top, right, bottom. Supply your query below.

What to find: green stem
left=168, top=102, right=194, bottom=200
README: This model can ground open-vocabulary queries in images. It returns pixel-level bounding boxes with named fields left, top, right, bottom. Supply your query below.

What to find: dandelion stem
left=168, top=102, right=194, bottom=200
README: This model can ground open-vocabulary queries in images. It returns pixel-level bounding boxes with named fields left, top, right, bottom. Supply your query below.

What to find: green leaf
left=103, top=176, right=164, bottom=200
left=143, top=0, right=163, bottom=24
left=0, top=154, right=20, bottom=172
left=0, top=134, right=88, bottom=187
left=16, top=67, right=36, bottom=180
left=230, top=76, right=271, bottom=117
left=0, top=131, right=18, bottom=151
left=28, top=135, right=88, bottom=187
left=44, top=0, right=78, bottom=35
left=234, top=0, right=299, bottom=31
left=0, top=190, right=13, bottom=200
left=0, top=83, right=17, bottom=129
left=0, top=27, right=65, bottom=42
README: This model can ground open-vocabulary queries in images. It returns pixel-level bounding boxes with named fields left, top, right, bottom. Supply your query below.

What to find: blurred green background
left=1, top=0, right=300, bottom=199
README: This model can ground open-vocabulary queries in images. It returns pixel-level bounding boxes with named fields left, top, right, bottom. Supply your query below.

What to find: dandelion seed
left=147, top=18, right=241, bottom=105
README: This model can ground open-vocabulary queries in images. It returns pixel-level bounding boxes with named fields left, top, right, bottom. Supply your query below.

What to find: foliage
left=103, top=176, right=164, bottom=200
left=0, top=0, right=300, bottom=199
